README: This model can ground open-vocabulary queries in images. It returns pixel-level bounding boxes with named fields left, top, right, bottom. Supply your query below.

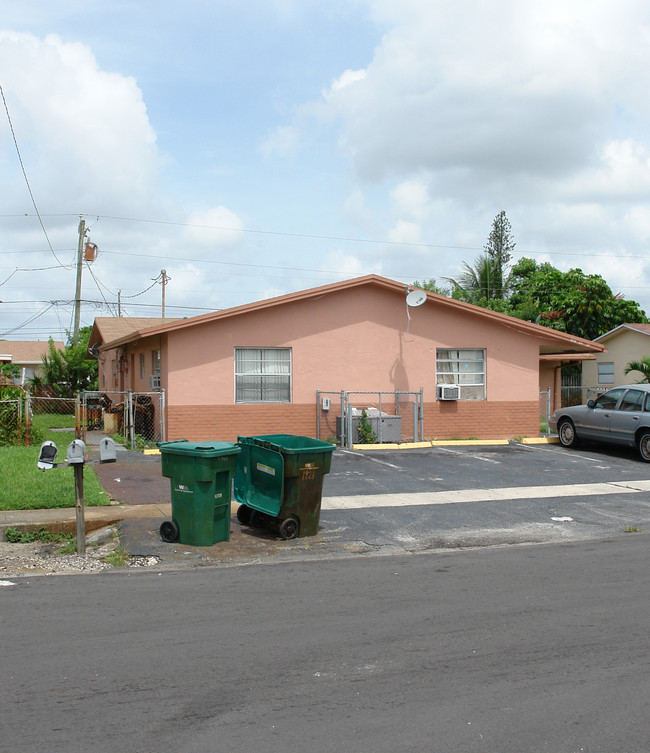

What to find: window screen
left=598, top=362, right=615, bottom=385
left=235, top=348, right=291, bottom=403
left=436, top=349, right=485, bottom=400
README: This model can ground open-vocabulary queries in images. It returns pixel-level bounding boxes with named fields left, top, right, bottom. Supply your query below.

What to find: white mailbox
left=99, top=437, right=117, bottom=463
left=66, top=439, right=86, bottom=465
left=37, top=441, right=58, bottom=470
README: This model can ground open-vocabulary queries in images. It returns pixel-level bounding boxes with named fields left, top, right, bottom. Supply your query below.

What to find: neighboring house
left=89, top=275, right=603, bottom=442
left=582, top=324, right=650, bottom=391
left=89, top=317, right=182, bottom=394
left=0, top=340, right=64, bottom=386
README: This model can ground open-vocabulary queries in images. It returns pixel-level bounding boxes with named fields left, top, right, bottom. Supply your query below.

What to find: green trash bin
left=158, top=440, right=241, bottom=546
left=234, top=434, right=335, bottom=539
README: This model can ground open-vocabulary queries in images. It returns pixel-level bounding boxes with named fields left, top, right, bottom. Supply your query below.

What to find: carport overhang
left=540, top=352, right=600, bottom=413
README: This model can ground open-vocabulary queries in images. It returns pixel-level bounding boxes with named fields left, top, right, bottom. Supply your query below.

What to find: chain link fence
left=0, top=390, right=165, bottom=449
left=81, top=390, right=165, bottom=450
left=0, top=399, right=23, bottom=445
left=316, top=389, right=424, bottom=447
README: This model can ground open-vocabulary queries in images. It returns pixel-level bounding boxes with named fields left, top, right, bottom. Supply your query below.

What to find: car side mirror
left=587, top=399, right=595, bottom=408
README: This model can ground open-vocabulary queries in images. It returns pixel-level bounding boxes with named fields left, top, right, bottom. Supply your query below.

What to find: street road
left=2, top=534, right=649, bottom=752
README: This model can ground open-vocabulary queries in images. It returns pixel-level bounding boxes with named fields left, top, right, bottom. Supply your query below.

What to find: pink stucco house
left=88, top=275, right=603, bottom=442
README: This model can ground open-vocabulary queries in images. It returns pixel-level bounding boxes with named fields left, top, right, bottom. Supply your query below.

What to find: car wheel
left=638, top=432, right=650, bottom=462
left=558, top=418, right=579, bottom=448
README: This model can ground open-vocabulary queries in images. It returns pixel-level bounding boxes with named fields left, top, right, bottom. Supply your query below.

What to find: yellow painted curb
left=351, top=439, right=511, bottom=450
left=519, top=437, right=559, bottom=444
left=351, top=443, right=401, bottom=450
left=430, top=439, right=509, bottom=446
left=143, top=448, right=160, bottom=455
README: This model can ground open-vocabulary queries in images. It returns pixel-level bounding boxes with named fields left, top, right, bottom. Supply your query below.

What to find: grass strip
left=0, top=445, right=110, bottom=511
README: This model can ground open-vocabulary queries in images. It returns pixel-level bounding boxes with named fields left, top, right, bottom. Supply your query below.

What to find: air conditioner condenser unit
left=440, top=385, right=460, bottom=401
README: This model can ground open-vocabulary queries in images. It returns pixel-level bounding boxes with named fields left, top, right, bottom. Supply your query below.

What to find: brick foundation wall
left=423, top=400, right=539, bottom=440
left=168, top=400, right=540, bottom=442
left=168, top=404, right=318, bottom=442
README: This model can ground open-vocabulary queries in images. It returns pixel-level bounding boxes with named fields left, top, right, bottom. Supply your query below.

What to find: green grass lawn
left=0, top=444, right=110, bottom=511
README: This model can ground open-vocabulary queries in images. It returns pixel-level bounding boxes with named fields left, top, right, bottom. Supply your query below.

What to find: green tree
left=624, top=357, right=650, bottom=383
left=412, top=278, right=449, bottom=296
left=445, top=211, right=516, bottom=304
left=446, top=253, right=505, bottom=305
left=507, top=258, right=648, bottom=340
left=0, top=362, right=20, bottom=382
left=483, top=210, right=515, bottom=293
left=41, top=326, right=98, bottom=397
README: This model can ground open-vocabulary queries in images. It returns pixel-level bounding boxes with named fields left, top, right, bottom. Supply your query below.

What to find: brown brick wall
left=423, top=400, right=539, bottom=440
left=168, top=404, right=317, bottom=442
left=168, top=400, right=540, bottom=442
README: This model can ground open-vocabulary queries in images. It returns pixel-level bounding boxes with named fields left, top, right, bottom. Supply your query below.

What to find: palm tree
left=445, top=253, right=505, bottom=303
left=624, top=357, right=650, bottom=383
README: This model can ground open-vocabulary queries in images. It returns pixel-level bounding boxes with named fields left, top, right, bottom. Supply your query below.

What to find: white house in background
left=0, top=340, right=64, bottom=386
left=582, top=324, right=650, bottom=391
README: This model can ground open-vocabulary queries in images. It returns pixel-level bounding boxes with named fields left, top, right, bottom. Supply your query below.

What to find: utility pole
left=161, top=269, right=169, bottom=320
left=73, top=217, right=86, bottom=344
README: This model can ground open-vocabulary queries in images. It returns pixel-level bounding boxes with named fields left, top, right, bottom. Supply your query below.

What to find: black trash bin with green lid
left=234, top=434, right=335, bottom=539
left=158, top=440, right=241, bottom=546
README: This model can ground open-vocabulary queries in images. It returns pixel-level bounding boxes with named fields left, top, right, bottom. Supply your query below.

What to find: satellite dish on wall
left=406, top=290, right=427, bottom=308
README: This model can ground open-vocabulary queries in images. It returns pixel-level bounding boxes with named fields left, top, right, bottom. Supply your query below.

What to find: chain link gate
left=80, top=390, right=165, bottom=449
left=317, top=389, right=423, bottom=448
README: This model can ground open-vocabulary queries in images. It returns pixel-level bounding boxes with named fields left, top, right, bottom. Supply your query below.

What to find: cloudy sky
left=2, top=0, right=650, bottom=341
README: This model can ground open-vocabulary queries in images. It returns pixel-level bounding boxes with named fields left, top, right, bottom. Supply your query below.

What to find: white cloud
left=184, top=206, right=245, bottom=248
left=388, top=220, right=420, bottom=245
left=390, top=179, right=429, bottom=220
left=327, top=68, right=367, bottom=93
left=0, top=31, right=160, bottom=212
left=321, top=0, right=650, bottom=190
left=260, top=124, right=300, bottom=158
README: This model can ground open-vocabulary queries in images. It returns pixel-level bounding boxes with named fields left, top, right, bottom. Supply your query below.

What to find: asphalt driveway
left=89, top=440, right=650, bottom=565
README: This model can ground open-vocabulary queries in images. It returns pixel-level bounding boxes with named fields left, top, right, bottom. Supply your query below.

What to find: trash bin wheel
left=160, top=520, right=179, bottom=543
left=236, top=504, right=252, bottom=525
left=279, top=516, right=299, bottom=540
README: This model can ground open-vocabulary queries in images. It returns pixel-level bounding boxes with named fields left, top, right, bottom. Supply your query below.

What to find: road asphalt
left=1, top=437, right=562, bottom=572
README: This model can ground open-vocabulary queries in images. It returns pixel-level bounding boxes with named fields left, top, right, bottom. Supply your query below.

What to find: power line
left=0, top=86, right=67, bottom=269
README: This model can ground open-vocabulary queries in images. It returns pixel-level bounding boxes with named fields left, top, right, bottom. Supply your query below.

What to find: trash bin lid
left=158, top=440, right=241, bottom=457
left=239, top=434, right=335, bottom=454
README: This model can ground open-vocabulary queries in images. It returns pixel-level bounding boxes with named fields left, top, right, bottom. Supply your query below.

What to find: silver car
left=549, top=384, right=650, bottom=462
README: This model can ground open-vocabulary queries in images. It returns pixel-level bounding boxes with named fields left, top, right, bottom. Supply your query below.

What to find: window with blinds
left=235, top=348, right=291, bottom=403
left=436, top=349, right=486, bottom=400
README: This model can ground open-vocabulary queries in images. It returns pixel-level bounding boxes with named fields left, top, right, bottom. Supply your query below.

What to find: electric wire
left=0, top=85, right=68, bottom=270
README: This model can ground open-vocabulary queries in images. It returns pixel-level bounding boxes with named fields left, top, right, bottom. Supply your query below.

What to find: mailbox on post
left=37, top=441, right=58, bottom=470
left=99, top=437, right=117, bottom=463
left=66, top=439, right=86, bottom=465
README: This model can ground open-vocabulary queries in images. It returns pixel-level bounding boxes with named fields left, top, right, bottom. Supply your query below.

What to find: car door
left=579, top=388, right=626, bottom=440
left=609, top=388, right=647, bottom=445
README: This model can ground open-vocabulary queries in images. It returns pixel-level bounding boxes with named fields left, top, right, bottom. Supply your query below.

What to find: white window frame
left=598, top=362, right=615, bottom=385
left=436, top=348, right=486, bottom=400
left=234, top=347, right=292, bottom=403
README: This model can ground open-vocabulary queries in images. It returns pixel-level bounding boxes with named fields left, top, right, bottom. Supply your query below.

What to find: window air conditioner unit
left=149, top=374, right=161, bottom=390
left=440, top=385, right=460, bottom=401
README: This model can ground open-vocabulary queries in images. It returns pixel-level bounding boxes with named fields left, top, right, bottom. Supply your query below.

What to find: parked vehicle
left=549, top=385, right=650, bottom=462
